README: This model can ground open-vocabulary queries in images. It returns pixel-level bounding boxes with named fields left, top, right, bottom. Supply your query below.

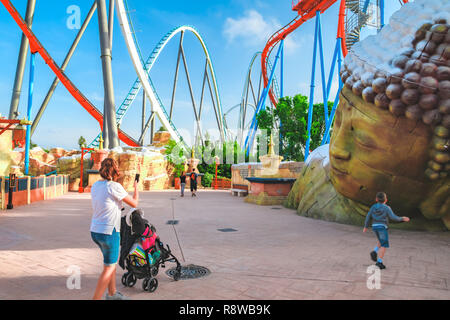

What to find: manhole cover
left=166, top=265, right=210, bottom=280
left=167, top=220, right=179, bottom=225
left=217, top=228, right=238, bottom=232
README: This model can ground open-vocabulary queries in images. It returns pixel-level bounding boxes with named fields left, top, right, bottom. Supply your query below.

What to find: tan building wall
left=0, top=128, right=13, bottom=177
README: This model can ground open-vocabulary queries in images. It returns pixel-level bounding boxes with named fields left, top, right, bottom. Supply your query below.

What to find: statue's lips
left=330, top=163, right=348, bottom=175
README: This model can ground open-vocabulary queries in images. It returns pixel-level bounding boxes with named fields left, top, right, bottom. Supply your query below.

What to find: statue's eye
left=353, top=129, right=378, bottom=149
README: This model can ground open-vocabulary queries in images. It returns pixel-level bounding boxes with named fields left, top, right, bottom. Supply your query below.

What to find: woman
left=90, top=158, right=139, bottom=300
left=180, top=171, right=186, bottom=197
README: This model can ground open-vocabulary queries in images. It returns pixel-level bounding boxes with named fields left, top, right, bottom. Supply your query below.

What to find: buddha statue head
left=329, top=1, right=449, bottom=227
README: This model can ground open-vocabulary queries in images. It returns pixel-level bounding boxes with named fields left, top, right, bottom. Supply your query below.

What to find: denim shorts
left=372, top=225, right=389, bottom=248
left=91, top=228, right=120, bottom=266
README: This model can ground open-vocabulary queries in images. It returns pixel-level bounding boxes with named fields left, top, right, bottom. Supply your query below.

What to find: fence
left=0, top=175, right=69, bottom=210
left=211, top=178, right=231, bottom=189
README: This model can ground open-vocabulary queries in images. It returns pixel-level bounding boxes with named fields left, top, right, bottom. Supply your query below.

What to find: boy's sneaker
left=370, top=251, right=378, bottom=262
left=375, top=262, right=386, bottom=270
left=106, top=291, right=130, bottom=300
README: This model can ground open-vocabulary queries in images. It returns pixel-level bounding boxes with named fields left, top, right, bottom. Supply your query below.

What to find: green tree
left=256, top=94, right=332, bottom=161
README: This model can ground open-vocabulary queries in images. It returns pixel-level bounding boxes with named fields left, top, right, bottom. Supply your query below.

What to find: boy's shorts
left=91, top=228, right=120, bottom=266
left=372, top=225, right=389, bottom=248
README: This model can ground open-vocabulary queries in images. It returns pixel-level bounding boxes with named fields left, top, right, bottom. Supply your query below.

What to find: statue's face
left=329, top=87, right=434, bottom=213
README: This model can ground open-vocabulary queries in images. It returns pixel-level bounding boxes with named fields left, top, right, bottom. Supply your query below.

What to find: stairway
left=345, top=0, right=371, bottom=50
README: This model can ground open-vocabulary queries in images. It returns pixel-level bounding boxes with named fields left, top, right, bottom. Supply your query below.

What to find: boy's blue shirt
left=364, top=203, right=403, bottom=228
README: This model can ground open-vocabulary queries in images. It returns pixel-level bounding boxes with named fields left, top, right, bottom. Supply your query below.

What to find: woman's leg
left=108, top=266, right=117, bottom=296
left=92, top=265, right=116, bottom=300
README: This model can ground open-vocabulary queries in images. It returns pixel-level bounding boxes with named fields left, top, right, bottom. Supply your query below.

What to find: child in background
left=363, top=192, right=410, bottom=270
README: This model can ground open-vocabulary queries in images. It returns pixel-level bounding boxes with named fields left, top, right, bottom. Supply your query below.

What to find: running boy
left=363, top=192, right=410, bottom=270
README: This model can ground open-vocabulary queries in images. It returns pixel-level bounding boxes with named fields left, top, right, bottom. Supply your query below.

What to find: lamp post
left=7, top=174, right=17, bottom=210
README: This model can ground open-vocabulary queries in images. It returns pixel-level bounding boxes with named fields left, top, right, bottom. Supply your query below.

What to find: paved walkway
left=0, top=190, right=449, bottom=300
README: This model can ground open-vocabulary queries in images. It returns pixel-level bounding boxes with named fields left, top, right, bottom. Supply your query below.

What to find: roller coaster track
left=115, top=0, right=226, bottom=147
left=235, top=51, right=280, bottom=144
left=261, top=0, right=408, bottom=108
left=262, top=0, right=342, bottom=108
left=89, top=23, right=225, bottom=148
left=0, top=0, right=140, bottom=147
left=1, top=0, right=225, bottom=149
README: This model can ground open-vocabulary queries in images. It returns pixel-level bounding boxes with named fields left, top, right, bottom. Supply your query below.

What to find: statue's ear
left=419, top=180, right=450, bottom=226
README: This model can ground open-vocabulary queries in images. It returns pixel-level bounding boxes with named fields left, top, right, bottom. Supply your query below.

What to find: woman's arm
left=122, top=180, right=139, bottom=208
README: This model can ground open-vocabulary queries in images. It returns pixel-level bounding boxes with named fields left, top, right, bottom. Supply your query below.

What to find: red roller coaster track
left=0, top=0, right=140, bottom=147
left=262, top=0, right=345, bottom=107
left=262, top=0, right=409, bottom=107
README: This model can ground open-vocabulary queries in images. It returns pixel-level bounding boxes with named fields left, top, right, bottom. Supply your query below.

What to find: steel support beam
left=97, top=0, right=119, bottom=149
left=305, top=12, right=320, bottom=160
left=31, top=1, right=97, bottom=136
left=108, top=0, right=115, bottom=49
left=24, top=53, right=36, bottom=175
left=280, top=39, right=284, bottom=99
left=169, top=31, right=184, bottom=120
left=138, top=112, right=155, bottom=145
left=180, top=43, right=203, bottom=147
left=141, top=90, right=146, bottom=135
left=317, top=12, right=329, bottom=125
left=9, top=0, right=36, bottom=120
left=379, top=0, right=385, bottom=31
left=198, top=60, right=208, bottom=120
left=205, top=61, right=223, bottom=141
left=245, top=42, right=283, bottom=155
left=150, top=115, right=154, bottom=145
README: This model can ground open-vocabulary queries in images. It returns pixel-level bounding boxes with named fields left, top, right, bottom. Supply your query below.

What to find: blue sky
left=0, top=0, right=404, bottom=149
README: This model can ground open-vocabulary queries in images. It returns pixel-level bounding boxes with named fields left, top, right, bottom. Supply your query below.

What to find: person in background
left=190, top=168, right=198, bottom=197
left=90, top=158, right=139, bottom=300
left=180, top=171, right=186, bottom=197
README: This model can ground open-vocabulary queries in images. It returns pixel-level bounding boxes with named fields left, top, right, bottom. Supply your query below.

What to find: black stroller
left=119, top=209, right=182, bottom=292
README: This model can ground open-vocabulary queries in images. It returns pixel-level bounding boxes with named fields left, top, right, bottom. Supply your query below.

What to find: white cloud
left=223, top=10, right=300, bottom=53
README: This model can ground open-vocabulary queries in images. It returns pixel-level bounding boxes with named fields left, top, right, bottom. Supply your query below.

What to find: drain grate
left=217, top=228, right=238, bottom=232
left=166, top=265, right=210, bottom=280
left=167, top=220, right=179, bottom=225
left=271, top=207, right=282, bottom=210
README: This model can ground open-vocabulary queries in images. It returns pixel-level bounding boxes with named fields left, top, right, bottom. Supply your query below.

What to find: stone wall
left=56, top=147, right=170, bottom=192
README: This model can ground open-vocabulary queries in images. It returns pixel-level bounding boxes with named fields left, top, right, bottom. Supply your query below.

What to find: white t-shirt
left=90, top=180, right=129, bottom=235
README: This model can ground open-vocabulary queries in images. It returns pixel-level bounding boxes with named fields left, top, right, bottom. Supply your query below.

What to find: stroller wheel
left=151, top=266, right=159, bottom=277
left=121, top=272, right=128, bottom=286
left=122, top=272, right=137, bottom=287
left=143, top=278, right=158, bottom=293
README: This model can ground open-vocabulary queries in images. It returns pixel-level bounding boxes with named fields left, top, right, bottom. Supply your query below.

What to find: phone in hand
left=135, top=174, right=140, bottom=183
